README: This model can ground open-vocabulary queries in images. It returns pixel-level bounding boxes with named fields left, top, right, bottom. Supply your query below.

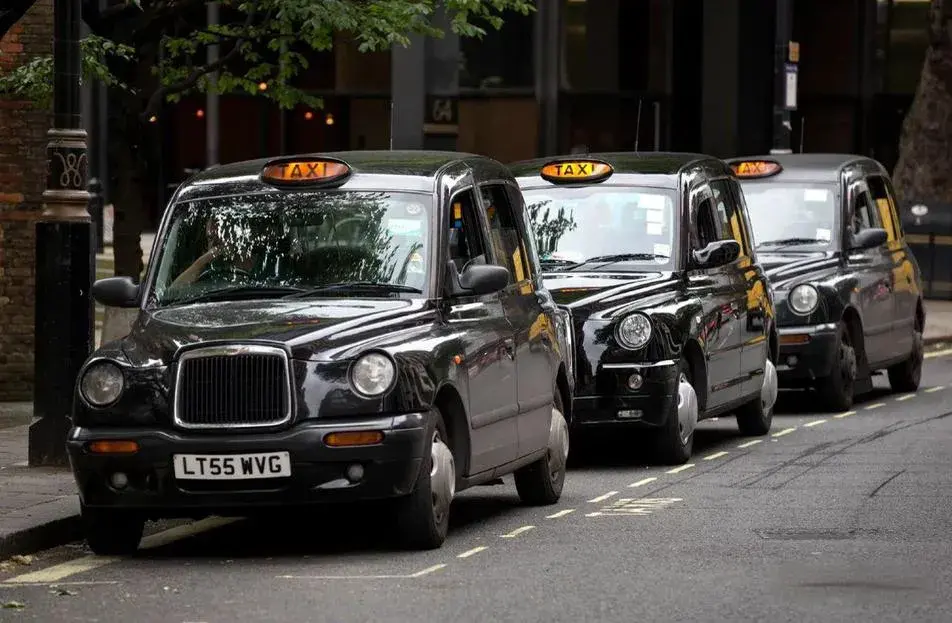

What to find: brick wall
left=0, top=0, right=53, bottom=401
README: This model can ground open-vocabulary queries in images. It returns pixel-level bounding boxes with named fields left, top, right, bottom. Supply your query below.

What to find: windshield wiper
left=757, top=237, right=824, bottom=248
left=167, top=285, right=305, bottom=305
left=285, top=281, right=423, bottom=298
left=540, top=258, right=582, bottom=270
left=564, top=253, right=670, bottom=270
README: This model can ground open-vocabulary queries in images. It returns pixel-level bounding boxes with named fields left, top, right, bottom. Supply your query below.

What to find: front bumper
left=572, top=360, right=679, bottom=428
left=66, top=413, right=428, bottom=516
left=775, top=323, right=839, bottom=384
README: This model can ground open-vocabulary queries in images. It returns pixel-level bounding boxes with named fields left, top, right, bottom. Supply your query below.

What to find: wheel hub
left=677, top=373, right=698, bottom=446
left=762, top=358, right=779, bottom=412
left=429, top=432, right=455, bottom=522
left=547, top=406, right=570, bottom=482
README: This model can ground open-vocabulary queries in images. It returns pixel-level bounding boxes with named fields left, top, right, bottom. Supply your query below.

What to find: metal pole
left=771, top=0, right=794, bottom=154
left=206, top=2, right=220, bottom=167
left=30, top=0, right=93, bottom=466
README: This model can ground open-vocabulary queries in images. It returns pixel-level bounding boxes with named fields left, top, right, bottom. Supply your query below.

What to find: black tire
left=815, top=321, right=857, bottom=412
left=81, top=505, right=144, bottom=556
left=514, top=388, right=569, bottom=505
left=394, top=411, right=454, bottom=550
left=654, top=357, right=696, bottom=465
left=736, top=350, right=776, bottom=436
left=887, top=314, right=924, bottom=393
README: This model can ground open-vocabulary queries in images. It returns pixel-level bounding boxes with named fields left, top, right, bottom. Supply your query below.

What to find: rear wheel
left=514, top=388, right=569, bottom=505
left=81, top=505, right=144, bottom=556
left=395, top=412, right=455, bottom=550
left=654, top=358, right=697, bottom=465
left=887, top=313, right=924, bottom=393
left=815, top=321, right=857, bottom=412
left=736, top=355, right=777, bottom=436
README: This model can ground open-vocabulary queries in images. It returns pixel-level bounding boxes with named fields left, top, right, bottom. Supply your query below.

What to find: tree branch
left=0, top=0, right=37, bottom=41
left=139, top=7, right=257, bottom=120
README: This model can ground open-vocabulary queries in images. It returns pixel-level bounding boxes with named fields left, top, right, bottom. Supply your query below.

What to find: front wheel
left=514, top=388, right=569, bottom=505
left=736, top=358, right=778, bottom=436
left=887, top=316, right=924, bottom=393
left=394, top=411, right=455, bottom=550
left=81, top=505, right=144, bottom=556
left=653, top=358, right=698, bottom=465
left=815, top=321, right=857, bottom=412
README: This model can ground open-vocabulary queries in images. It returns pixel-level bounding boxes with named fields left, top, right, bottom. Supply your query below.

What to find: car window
left=481, top=184, right=531, bottom=286
left=867, top=175, right=902, bottom=243
left=506, top=185, right=541, bottom=279
left=694, top=196, right=719, bottom=249
left=850, top=184, right=880, bottom=236
left=738, top=181, right=837, bottom=249
left=448, top=189, right=487, bottom=273
left=711, top=179, right=749, bottom=257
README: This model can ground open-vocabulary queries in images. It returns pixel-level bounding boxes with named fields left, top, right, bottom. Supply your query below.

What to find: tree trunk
left=892, top=0, right=952, bottom=204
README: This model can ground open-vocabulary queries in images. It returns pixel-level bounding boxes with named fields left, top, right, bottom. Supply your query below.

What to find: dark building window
left=460, top=12, right=534, bottom=89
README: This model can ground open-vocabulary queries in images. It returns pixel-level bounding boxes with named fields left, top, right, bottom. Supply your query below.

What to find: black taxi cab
left=70, top=151, right=573, bottom=554
left=727, top=154, right=925, bottom=411
left=509, top=153, right=779, bottom=464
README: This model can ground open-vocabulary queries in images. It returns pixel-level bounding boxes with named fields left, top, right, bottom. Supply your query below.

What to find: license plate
left=172, top=452, right=291, bottom=480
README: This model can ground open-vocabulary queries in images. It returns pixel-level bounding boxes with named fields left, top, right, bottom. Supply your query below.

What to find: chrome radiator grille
left=173, top=345, right=292, bottom=429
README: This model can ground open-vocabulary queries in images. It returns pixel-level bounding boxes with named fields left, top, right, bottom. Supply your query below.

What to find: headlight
left=616, top=313, right=652, bottom=350
left=788, top=284, right=819, bottom=315
left=350, top=352, right=396, bottom=397
left=80, top=361, right=124, bottom=406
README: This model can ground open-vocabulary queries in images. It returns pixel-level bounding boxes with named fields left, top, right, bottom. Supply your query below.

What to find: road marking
left=665, top=463, right=695, bottom=474
left=865, top=402, right=886, bottom=410
left=628, top=477, right=658, bottom=488
left=457, top=546, right=488, bottom=559
left=277, top=564, right=447, bottom=581
left=772, top=427, right=796, bottom=438
left=925, top=347, right=952, bottom=359
left=737, top=439, right=762, bottom=449
left=2, top=557, right=120, bottom=585
left=803, top=419, right=827, bottom=427
left=586, top=497, right=683, bottom=517
left=703, top=451, right=728, bottom=461
left=896, top=394, right=915, bottom=401
left=833, top=410, right=856, bottom=419
left=0, top=580, right=118, bottom=587
left=501, top=525, right=535, bottom=538
left=926, top=385, right=945, bottom=393
left=546, top=509, right=576, bottom=519
left=588, top=491, right=618, bottom=503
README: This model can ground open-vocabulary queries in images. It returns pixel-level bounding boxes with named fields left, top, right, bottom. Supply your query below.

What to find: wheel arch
left=681, top=339, right=708, bottom=411
left=432, top=383, right=471, bottom=482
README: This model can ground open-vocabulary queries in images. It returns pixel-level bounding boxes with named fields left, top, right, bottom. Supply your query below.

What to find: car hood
left=758, top=250, right=841, bottom=290
left=541, top=271, right=681, bottom=319
left=116, top=297, right=435, bottom=366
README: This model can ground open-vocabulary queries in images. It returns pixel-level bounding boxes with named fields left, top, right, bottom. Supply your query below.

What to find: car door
left=478, top=182, right=553, bottom=459
left=844, top=179, right=895, bottom=366
left=443, top=187, right=519, bottom=475
left=720, top=177, right=771, bottom=400
left=868, top=173, right=919, bottom=358
left=686, top=185, right=744, bottom=410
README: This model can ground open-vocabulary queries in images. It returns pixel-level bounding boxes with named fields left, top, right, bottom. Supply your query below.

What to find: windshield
left=149, top=190, right=432, bottom=306
left=740, top=182, right=838, bottom=249
left=521, top=186, right=678, bottom=272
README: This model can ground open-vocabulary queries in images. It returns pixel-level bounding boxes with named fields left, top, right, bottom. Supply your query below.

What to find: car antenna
left=634, top=98, right=643, bottom=153
left=799, top=116, right=805, bottom=153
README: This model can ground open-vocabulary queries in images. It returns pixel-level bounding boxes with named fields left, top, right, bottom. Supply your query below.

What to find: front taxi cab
left=727, top=154, right=925, bottom=411
left=509, top=153, right=779, bottom=465
left=71, top=151, right=572, bottom=554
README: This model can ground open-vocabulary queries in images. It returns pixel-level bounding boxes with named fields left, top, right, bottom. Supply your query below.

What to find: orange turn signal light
left=324, top=430, right=385, bottom=447
left=779, top=334, right=810, bottom=345
left=88, top=440, right=139, bottom=454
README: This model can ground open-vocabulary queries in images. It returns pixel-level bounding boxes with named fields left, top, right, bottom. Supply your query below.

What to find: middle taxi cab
left=509, top=153, right=779, bottom=464
left=69, top=151, right=573, bottom=554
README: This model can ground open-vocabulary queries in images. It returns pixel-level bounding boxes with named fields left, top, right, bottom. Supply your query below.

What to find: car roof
left=725, top=153, right=886, bottom=183
left=174, top=150, right=500, bottom=202
left=510, top=151, right=722, bottom=190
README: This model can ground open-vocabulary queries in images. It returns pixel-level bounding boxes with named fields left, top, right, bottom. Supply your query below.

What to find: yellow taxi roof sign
left=731, top=160, right=782, bottom=179
left=540, top=160, right=613, bottom=184
left=261, top=158, right=351, bottom=185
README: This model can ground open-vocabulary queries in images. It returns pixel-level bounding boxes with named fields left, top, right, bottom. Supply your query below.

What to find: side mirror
left=851, top=227, right=888, bottom=250
left=92, top=276, right=139, bottom=308
left=692, top=239, right=741, bottom=269
left=459, top=264, right=510, bottom=296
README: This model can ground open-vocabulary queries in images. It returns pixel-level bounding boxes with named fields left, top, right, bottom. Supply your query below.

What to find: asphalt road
left=4, top=347, right=952, bottom=622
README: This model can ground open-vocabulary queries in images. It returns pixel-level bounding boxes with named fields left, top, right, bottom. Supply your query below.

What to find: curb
left=0, top=512, right=82, bottom=560
left=924, top=334, right=952, bottom=347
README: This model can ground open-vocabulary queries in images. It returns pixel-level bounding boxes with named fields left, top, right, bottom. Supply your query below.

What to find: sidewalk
left=3, top=299, right=952, bottom=560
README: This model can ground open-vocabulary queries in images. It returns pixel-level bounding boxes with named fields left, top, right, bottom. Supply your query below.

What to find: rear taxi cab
left=71, top=151, right=572, bottom=554
left=509, top=153, right=779, bottom=464
left=727, top=154, right=925, bottom=411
